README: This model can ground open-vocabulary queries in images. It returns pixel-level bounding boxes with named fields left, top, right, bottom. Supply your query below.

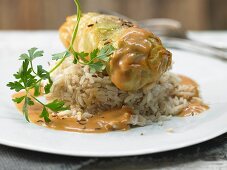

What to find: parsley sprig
left=7, top=0, right=115, bottom=123
left=7, top=48, right=69, bottom=122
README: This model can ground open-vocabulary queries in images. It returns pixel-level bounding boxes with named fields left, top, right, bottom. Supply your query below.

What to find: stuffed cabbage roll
left=59, top=13, right=172, bottom=91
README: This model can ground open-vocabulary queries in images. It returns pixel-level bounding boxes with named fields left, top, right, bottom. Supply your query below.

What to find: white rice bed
left=46, top=57, right=198, bottom=126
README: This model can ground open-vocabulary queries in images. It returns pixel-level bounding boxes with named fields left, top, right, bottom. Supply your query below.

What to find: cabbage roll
left=59, top=13, right=172, bottom=91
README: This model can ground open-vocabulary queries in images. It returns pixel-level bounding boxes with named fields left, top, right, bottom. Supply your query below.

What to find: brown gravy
left=178, top=75, right=209, bottom=117
left=13, top=92, right=132, bottom=133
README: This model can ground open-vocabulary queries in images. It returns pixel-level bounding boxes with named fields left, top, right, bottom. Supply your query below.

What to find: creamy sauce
left=12, top=75, right=208, bottom=133
left=179, top=75, right=199, bottom=97
left=109, top=27, right=172, bottom=91
left=178, top=75, right=209, bottom=117
left=179, top=101, right=209, bottom=117
left=13, top=92, right=132, bottom=133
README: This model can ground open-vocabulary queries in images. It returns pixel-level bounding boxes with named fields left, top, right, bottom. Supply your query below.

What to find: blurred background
left=0, top=0, right=226, bottom=30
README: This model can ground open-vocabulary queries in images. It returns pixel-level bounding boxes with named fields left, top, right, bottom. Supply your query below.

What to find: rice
left=46, top=57, right=198, bottom=126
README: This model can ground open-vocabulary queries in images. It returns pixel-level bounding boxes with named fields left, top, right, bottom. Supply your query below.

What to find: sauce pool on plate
left=178, top=75, right=209, bottom=117
left=13, top=91, right=132, bottom=133
left=12, top=75, right=208, bottom=133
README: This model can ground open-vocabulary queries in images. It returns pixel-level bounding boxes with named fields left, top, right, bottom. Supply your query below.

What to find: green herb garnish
left=7, top=48, right=69, bottom=122
left=7, top=0, right=115, bottom=122
left=71, top=44, right=115, bottom=73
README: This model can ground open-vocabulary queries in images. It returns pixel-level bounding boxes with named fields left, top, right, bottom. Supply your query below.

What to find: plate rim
left=0, top=122, right=226, bottom=157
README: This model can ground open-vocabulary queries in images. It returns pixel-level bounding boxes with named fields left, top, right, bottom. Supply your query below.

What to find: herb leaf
left=89, top=61, right=106, bottom=73
left=73, top=51, right=89, bottom=64
left=34, top=83, right=41, bottom=96
left=37, top=65, right=49, bottom=79
left=20, top=59, right=37, bottom=87
left=23, top=97, right=34, bottom=122
left=27, top=97, right=34, bottom=106
left=97, top=45, right=115, bottom=61
left=52, top=51, right=71, bottom=61
left=83, top=45, right=115, bottom=73
left=12, top=96, right=26, bottom=103
left=77, top=52, right=89, bottom=62
left=28, top=47, right=44, bottom=61
left=46, top=100, right=69, bottom=112
left=19, top=53, right=29, bottom=60
left=40, top=107, right=51, bottom=123
left=90, top=49, right=99, bottom=60
left=7, top=81, right=24, bottom=92
left=44, top=82, right=52, bottom=94
left=19, top=48, right=44, bottom=61
left=71, top=45, right=115, bottom=73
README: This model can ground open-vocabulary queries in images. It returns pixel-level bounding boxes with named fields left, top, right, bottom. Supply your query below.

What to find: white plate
left=0, top=32, right=227, bottom=157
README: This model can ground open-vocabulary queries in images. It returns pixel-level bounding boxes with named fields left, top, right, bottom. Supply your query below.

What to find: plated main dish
left=7, top=0, right=208, bottom=133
